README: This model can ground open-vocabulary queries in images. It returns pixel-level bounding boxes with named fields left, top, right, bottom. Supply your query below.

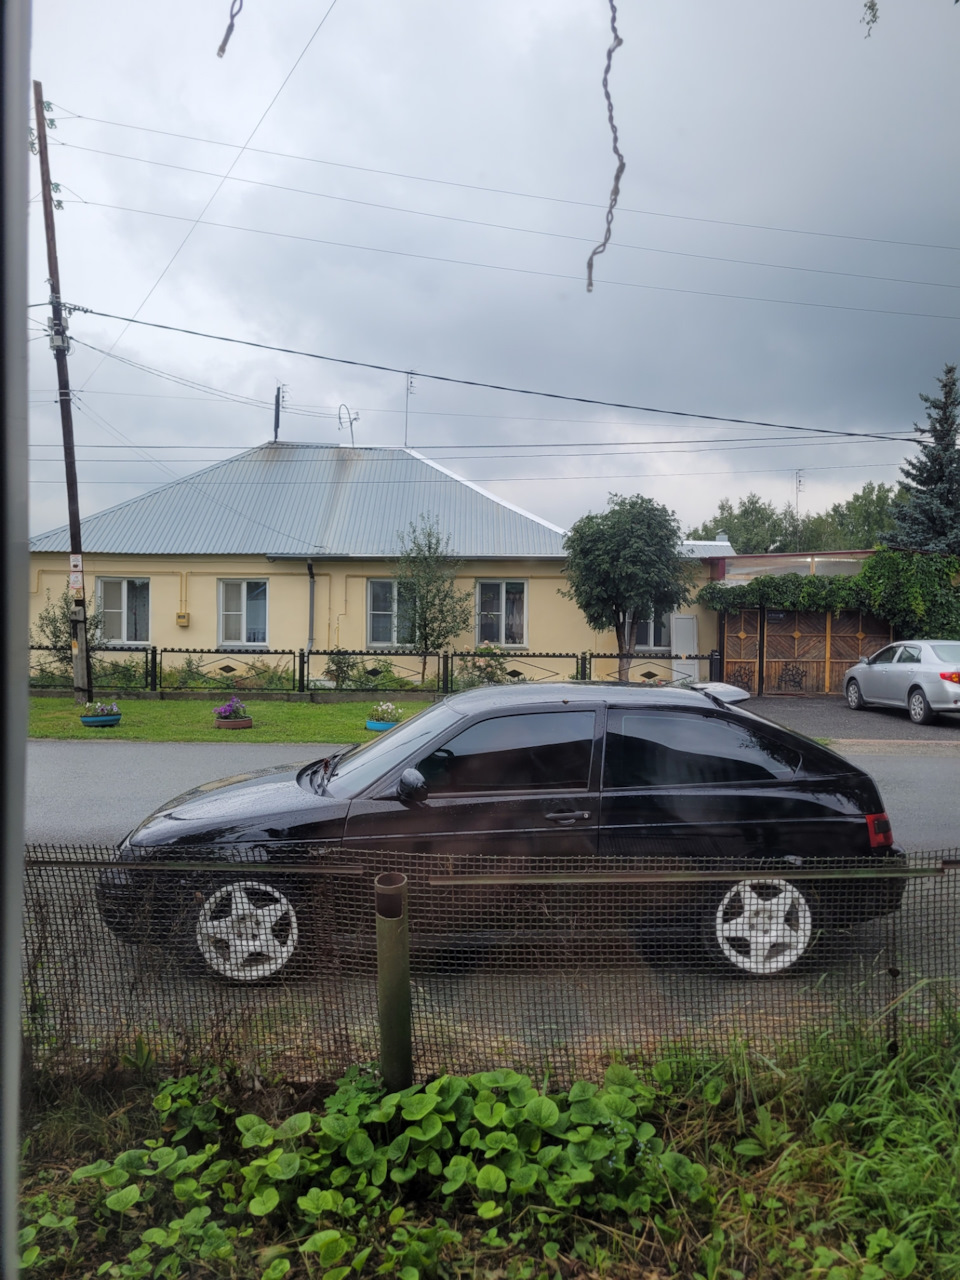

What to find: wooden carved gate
left=721, top=609, right=891, bottom=695
left=722, top=609, right=760, bottom=694
left=827, top=611, right=891, bottom=693
left=764, top=610, right=826, bottom=694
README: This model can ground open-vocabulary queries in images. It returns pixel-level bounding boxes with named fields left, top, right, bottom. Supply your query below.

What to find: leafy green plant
left=453, top=645, right=525, bottom=689
left=697, top=548, right=960, bottom=639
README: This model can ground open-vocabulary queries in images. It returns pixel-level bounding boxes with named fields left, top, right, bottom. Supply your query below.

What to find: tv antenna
left=338, top=403, right=358, bottom=447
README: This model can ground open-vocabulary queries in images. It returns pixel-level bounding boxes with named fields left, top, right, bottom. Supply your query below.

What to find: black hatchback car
left=97, top=684, right=905, bottom=983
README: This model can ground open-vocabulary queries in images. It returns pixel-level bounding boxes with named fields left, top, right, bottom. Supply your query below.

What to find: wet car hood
left=126, top=762, right=348, bottom=848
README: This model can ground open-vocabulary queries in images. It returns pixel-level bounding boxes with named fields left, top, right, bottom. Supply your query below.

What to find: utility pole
left=795, top=470, right=804, bottom=552
left=33, top=80, right=92, bottom=702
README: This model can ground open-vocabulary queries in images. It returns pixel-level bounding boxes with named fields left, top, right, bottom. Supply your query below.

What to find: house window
left=635, top=611, right=671, bottom=650
left=98, top=578, right=149, bottom=643
left=219, top=579, right=267, bottom=646
left=368, top=580, right=415, bottom=646
left=477, top=580, right=526, bottom=646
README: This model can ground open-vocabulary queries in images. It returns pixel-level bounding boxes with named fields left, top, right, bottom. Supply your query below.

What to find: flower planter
left=80, top=714, right=122, bottom=728
left=215, top=717, right=253, bottom=730
left=365, top=719, right=398, bottom=731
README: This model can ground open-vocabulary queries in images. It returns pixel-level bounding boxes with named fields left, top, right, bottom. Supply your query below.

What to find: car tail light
left=866, top=812, right=894, bottom=848
left=939, top=671, right=960, bottom=684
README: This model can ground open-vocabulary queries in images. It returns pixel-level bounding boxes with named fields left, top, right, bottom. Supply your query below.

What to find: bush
left=452, top=645, right=526, bottom=690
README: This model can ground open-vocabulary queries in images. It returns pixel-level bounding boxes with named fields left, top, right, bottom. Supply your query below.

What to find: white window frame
left=96, top=577, right=150, bottom=645
left=218, top=579, right=268, bottom=648
left=476, top=579, right=527, bottom=648
left=367, top=579, right=415, bottom=648
left=634, top=611, right=672, bottom=652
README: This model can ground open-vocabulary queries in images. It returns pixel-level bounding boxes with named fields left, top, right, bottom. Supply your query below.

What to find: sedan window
left=603, top=710, right=801, bottom=789
left=418, top=711, right=595, bottom=792
left=931, top=643, right=960, bottom=663
left=870, top=646, right=899, bottom=665
left=896, top=646, right=921, bottom=664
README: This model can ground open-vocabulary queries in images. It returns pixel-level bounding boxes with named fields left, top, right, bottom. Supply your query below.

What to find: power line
left=75, top=0, right=342, bottom=390
left=51, top=105, right=960, bottom=256
left=61, top=305, right=915, bottom=443
left=28, top=458, right=903, bottom=485
left=57, top=198, right=960, bottom=325
left=50, top=140, right=960, bottom=295
left=27, top=434, right=909, bottom=462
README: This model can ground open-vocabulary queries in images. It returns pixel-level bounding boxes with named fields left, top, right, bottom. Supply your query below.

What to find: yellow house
left=29, top=442, right=729, bottom=688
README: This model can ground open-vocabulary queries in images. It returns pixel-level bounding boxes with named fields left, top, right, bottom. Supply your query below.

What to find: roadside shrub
left=453, top=645, right=526, bottom=690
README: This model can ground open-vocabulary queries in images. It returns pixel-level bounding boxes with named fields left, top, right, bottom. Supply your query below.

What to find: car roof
left=440, top=682, right=728, bottom=714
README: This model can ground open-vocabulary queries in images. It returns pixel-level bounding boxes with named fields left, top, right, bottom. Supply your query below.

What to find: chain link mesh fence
left=21, top=845, right=958, bottom=1086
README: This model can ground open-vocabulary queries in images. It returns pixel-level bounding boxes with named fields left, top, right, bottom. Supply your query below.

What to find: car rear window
left=931, top=643, right=960, bottom=663
left=418, top=710, right=596, bottom=792
left=603, top=710, right=801, bottom=789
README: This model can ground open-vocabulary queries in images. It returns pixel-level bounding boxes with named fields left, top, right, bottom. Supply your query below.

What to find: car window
left=931, top=643, right=960, bottom=663
left=418, top=711, right=595, bottom=793
left=896, top=645, right=921, bottom=664
left=870, top=646, right=899, bottom=665
left=603, top=710, right=801, bottom=789
left=326, top=702, right=464, bottom=794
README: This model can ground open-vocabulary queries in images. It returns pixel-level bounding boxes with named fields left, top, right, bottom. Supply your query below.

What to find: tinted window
left=603, top=710, right=801, bottom=789
left=931, top=643, right=960, bottom=663
left=418, top=711, right=595, bottom=792
left=870, top=646, right=898, bottom=665
left=896, top=645, right=921, bottom=664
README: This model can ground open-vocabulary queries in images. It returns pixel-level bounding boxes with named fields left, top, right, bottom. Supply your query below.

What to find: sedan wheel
left=184, top=879, right=302, bottom=982
left=908, top=687, right=935, bottom=725
left=846, top=679, right=864, bottom=710
left=702, top=878, right=818, bottom=977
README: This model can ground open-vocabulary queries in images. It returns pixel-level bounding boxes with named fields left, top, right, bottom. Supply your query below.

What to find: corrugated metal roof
left=681, top=537, right=737, bottom=558
left=30, top=443, right=568, bottom=558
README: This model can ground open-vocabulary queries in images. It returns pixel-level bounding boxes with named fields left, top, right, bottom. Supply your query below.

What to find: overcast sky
left=27, top=0, right=960, bottom=540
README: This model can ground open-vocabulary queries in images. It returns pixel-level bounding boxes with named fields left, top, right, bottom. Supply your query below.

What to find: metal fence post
left=298, top=649, right=306, bottom=693
left=709, top=649, right=721, bottom=681
left=375, top=872, right=412, bottom=1090
left=149, top=646, right=158, bottom=691
left=441, top=652, right=450, bottom=695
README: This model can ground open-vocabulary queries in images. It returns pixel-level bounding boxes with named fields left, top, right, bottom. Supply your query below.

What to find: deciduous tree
left=395, top=516, right=474, bottom=683
left=563, top=494, right=693, bottom=681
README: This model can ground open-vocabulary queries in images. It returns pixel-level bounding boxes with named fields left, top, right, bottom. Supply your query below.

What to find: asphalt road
left=24, top=693, right=960, bottom=851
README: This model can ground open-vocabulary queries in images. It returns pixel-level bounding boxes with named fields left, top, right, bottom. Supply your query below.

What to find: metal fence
left=29, top=647, right=723, bottom=694
left=20, top=845, right=957, bottom=1086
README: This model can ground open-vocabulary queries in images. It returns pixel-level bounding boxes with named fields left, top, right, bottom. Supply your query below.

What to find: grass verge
left=20, top=1022, right=960, bottom=1278
left=28, top=698, right=433, bottom=744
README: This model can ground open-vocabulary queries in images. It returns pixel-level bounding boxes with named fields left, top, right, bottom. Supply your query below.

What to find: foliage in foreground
left=19, top=1028, right=960, bottom=1279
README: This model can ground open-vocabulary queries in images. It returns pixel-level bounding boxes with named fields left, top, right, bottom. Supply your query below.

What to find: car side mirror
left=397, top=768, right=427, bottom=804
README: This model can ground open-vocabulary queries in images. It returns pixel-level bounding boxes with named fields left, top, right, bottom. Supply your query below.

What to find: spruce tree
left=892, top=363, right=960, bottom=555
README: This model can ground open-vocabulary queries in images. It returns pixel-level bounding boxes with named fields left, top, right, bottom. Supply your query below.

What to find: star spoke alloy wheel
left=195, top=880, right=299, bottom=982
left=709, top=878, right=816, bottom=976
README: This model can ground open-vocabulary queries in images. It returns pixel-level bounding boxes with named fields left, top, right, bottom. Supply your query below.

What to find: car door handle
left=544, top=810, right=592, bottom=824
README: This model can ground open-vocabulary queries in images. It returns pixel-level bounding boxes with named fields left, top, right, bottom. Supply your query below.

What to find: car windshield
left=931, top=643, right=960, bottom=664
left=311, top=701, right=464, bottom=796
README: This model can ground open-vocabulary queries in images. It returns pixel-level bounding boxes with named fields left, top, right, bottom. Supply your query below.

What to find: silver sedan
left=844, top=639, right=960, bottom=724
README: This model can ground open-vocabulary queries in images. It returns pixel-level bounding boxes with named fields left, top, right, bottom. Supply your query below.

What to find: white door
left=672, top=614, right=699, bottom=681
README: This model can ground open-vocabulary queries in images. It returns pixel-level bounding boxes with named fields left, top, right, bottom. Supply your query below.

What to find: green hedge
left=697, top=549, right=960, bottom=639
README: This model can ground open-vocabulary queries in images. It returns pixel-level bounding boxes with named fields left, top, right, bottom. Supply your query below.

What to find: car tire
left=845, top=679, right=865, bottom=711
left=701, top=877, right=821, bottom=977
left=908, top=687, right=936, bottom=725
left=178, top=877, right=308, bottom=983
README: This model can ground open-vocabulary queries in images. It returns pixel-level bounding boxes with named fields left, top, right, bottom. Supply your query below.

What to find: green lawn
left=29, top=697, right=433, bottom=743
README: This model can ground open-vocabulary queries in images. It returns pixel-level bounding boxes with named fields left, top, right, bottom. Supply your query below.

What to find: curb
left=828, top=738, right=960, bottom=755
